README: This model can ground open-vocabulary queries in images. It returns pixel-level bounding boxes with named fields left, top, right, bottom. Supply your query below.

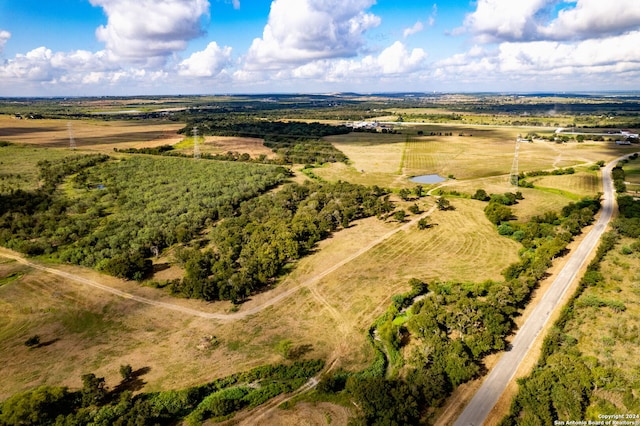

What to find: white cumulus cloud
left=464, top=0, right=640, bottom=43
left=244, top=0, right=380, bottom=70
left=290, top=41, right=427, bottom=83
left=179, top=42, right=233, bottom=77
left=89, top=0, right=210, bottom=64
left=433, top=30, right=640, bottom=91
left=539, top=0, right=640, bottom=40
left=0, top=30, right=10, bottom=54
left=403, top=22, right=424, bottom=38
left=462, top=0, right=551, bottom=42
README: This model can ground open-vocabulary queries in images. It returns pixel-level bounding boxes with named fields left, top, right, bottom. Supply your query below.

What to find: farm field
left=0, top=95, right=638, bottom=424
left=0, top=115, right=184, bottom=152
left=320, top=126, right=631, bottom=192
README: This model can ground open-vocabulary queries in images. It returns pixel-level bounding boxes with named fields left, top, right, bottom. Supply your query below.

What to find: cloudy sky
left=0, top=0, right=638, bottom=96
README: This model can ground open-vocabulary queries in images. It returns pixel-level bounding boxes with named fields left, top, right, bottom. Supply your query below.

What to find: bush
left=24, top=335, right=41, bottom=347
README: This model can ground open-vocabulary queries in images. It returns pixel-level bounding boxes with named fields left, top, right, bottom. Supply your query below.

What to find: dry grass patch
left=324, top=133, right=406, bottom=174
left=231, top=401, right=351, bottom=426
left=173, top=135, right=276, bottom=159
left=0, top=116, right=184, bottom=152
left=509, top=187, right=579, bottom=221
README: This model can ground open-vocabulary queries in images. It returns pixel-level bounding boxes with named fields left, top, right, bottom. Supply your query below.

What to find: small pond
left=410, top=174, right=446, bottom=184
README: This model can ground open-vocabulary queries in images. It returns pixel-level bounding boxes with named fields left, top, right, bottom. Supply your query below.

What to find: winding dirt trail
left=0, top=205, right=437, bottom=323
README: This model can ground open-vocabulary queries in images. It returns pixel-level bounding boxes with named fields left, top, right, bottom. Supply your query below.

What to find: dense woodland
left=169, top=180, right=391, bottom=302
left=0, top=153, right=291, bottom=281
left=0, top=148, right=394, bottom=301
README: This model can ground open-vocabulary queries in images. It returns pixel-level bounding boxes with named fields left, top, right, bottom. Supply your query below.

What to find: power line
left=510, top=135, right=521, bottom=186
left=67, top=122, right=76, bottom=150
left=193, top=126, right=200, bottom=159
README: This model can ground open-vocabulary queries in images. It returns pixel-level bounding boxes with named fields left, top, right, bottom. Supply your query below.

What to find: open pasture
left=0, top=115, right=184, bottom=152
left=0, top=191, right=521, bottom=402
left=172, top=135, right=275, bottom=159
left=0, top=144, right=87, bottom=193
left=0, top=251, right=312, bottom=401
left=321, top=126, right=630, bottom=191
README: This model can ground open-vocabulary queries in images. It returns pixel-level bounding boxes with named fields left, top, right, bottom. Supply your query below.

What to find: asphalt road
left=453, top=156, right=625, bottom=426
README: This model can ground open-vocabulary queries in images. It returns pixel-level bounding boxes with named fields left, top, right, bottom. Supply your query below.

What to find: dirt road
left=452, top=156, right=625, bottom=426
left=0, top=204, right=437, bottom=323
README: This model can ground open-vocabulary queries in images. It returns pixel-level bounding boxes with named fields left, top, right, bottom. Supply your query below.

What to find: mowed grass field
left=1, top=117, right=638, bottom=421
left=320, top=126, right=632, bottom=190
left=623, top=156, right=640, bottom=194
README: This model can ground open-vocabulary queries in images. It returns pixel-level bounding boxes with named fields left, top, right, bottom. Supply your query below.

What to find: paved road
left=453, top=156, right=626, bottom=426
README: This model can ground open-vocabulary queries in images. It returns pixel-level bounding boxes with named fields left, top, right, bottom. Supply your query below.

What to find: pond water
left=410, top=174, right=446, bottom=184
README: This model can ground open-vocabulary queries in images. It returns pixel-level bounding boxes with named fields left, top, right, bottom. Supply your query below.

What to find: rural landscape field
left=1, top=93, right=640, bottom=425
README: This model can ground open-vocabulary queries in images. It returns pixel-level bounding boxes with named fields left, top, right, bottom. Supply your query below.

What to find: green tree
left=81, top=373, right=107, bottom=407
left=398, top=188, right=411, bottom=201
left=437, top=197, right=452, bottom=211
left=120, top=364, right=133, bottom=381
left=472, top=189, right=490, bottom=201
left=417, top=217, right=431, bottom=230
left=0, top=386, right=74, bottom=426
left=393, top=210, right=406, bottom=222
left=484, top=202, right=513, bottom=225
left=408, top=203, right=421, bottom=214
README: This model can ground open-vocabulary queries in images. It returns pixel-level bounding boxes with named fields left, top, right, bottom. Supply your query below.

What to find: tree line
left=179, top=118, right=350, bottom=165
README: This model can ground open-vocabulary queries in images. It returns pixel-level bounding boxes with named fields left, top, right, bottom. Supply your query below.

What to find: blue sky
left=0, top=0, right=639, bottom=96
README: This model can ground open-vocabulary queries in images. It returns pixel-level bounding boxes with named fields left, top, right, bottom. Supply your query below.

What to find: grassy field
left=0, top=115, right=184, bottom=152
left=172, top=135, right=276, bottom=159
left=0, top=144, right=85, bottom=193
left=1, top=113, right=638, bottom=422
left=319, top=127, right=631, bottom=194
left=623, top=157, right=640, bottom=194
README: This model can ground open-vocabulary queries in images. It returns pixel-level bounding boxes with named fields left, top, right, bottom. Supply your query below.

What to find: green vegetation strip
left=0, top=271, right=23, bottom=287
left=0, top=360, right=324, bottom=425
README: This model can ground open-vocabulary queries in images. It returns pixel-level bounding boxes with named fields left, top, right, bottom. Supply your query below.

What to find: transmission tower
left=193, top=126, right=200, bottom=159
left=67, top=122, right=76, bottom=150
left=509, top=135, right=521, bottom=186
